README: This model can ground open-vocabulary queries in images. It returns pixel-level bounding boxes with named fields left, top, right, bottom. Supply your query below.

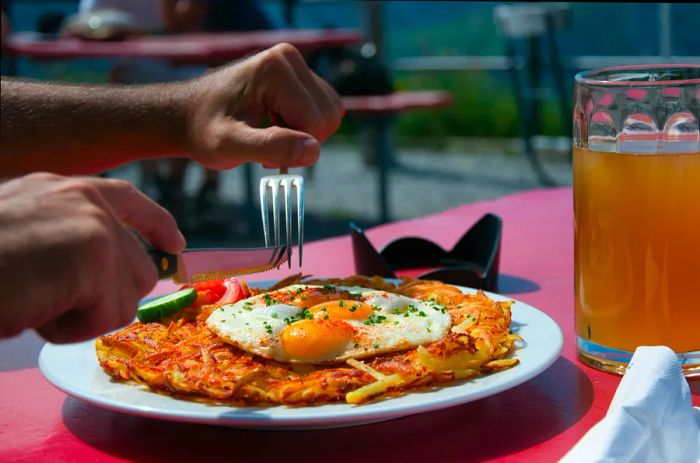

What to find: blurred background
left=2, top=1, right=699, bottom=247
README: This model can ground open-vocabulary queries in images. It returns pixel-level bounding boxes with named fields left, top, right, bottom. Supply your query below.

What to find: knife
left=147, top=246, right=288, bottom=284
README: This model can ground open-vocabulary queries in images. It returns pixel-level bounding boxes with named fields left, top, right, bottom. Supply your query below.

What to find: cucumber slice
left=137, top=288, right=197, bottom=323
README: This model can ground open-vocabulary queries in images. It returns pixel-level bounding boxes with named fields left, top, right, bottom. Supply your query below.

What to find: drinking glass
left=573, top=65, right=700, bottom=376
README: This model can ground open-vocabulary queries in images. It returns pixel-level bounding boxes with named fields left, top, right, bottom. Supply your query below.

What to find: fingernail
left=292, top=138, right=319, bottom=163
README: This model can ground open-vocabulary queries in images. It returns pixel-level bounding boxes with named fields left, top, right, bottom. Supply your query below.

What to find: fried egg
left=206, top=284, right=452, bottom=364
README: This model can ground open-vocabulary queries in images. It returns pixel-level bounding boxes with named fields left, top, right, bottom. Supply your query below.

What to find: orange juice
left=574, top=146, right=700, bottom=353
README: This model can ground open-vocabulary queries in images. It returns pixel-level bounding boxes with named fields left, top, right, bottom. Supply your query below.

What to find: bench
left=341, top=90, right=453, bottom=223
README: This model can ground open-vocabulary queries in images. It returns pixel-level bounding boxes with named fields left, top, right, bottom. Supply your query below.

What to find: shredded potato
left=96, top=275, right=522, bottom=405
left=347, top=358, right=386, bottom=380
left=345, top=374, right=404, bottom=405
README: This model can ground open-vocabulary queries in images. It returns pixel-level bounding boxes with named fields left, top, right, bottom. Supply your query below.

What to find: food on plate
left=207, top=284, right=452, bottom=363
left=96, top=275, right=521, bottom=405
left=136, top=288, right=197, bottom=323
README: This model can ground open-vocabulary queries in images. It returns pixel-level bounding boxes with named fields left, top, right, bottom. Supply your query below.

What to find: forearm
left=0, top=78, right=192, bottom=176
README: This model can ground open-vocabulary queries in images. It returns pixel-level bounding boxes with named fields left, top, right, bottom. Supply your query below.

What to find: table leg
left=357, top=114, right=395, bottom=224
left=375, top=115, right=393, bottom=223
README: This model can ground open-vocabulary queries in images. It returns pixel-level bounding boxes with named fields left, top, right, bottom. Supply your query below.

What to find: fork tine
left=283, top=178, right=292, bottom=269
left=270, top=180, right=280, bottom=246
left=260, top=173, right=304, bottom=269
left=296, top=177, right=304, bottom=267
left=259, top=178, right=270, bottom=247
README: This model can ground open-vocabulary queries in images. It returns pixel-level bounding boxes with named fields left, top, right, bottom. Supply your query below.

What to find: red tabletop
left=342, top=91, right=453, bottom=113
left=1, top=187, right=698, bottom=462
left=4, top=29, right=362, bottom=64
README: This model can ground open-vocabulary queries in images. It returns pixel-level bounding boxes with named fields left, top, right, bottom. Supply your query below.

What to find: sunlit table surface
left=1, top=187, right=698, bottom=462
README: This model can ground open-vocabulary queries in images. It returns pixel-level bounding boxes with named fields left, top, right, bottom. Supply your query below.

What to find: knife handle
left=147, top=248, right=178, bottom=279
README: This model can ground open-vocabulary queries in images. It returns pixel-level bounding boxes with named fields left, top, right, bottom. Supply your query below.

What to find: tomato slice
left=193, top=289, right=221, bottom=307
left=185, top=278, right=247, bottom=307
left=193, top=280, right=227, bottom=298
left=215, top=278, right=243, bottom=305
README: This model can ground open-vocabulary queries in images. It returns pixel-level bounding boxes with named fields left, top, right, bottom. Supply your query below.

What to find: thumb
left=226, top=123, right=320, bottom=168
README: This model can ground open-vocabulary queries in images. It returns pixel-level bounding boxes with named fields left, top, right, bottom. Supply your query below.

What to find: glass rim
left=575, top=64, right=700, bottom=86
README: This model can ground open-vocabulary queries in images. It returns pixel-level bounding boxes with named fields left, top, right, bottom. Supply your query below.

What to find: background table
left=4, top=28, right=363, bottom=233
left=1, top=187, right=698, bottom=462
left=4, top=29, right=363, bottom=64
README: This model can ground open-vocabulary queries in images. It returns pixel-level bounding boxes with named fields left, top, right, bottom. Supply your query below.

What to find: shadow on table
left=497, top=274, right=541, bottom=294
left=0, top=330, right=45, bottom=372
left=60, top=357, right=593, bottom=463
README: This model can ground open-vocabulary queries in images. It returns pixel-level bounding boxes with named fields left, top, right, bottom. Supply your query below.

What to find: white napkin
left=561, top=346, right=700, bottom=463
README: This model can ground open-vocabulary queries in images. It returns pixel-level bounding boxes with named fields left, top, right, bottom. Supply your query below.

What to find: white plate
left=39, top=285, right=563, bottom=430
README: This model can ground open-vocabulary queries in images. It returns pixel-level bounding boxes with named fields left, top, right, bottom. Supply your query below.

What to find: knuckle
left=272, top=42, right=300, bottom=60
left=63, top=179, right=103, bottom=203
left=26, top=172, right=61, bottom=183
left=261, top=46, right=283, bottom=65
left=259, top=43, right=299, bottom=76
left=103, top=178, right=135, bottom=193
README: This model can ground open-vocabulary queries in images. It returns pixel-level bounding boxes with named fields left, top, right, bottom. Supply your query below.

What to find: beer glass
left=573, top=65, right=700, bottom=376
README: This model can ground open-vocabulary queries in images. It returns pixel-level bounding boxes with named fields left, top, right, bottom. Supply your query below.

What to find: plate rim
left=38, top=284, right=563, bottom=429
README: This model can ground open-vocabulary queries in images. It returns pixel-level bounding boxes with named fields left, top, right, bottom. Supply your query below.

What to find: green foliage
left=389, top=71, right=567, bottom=140
left=393, top=71, right=518, bottom=138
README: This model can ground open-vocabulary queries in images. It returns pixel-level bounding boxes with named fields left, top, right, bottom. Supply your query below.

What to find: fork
left=259, top=167, right=304, bottom=268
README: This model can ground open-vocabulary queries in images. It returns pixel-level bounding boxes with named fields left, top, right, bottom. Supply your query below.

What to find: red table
left=1, top=187, right=698, bottom=462
left=4, top=29, right=363, bottom=64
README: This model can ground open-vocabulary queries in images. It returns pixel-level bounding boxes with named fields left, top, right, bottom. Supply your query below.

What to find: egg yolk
left=308, top=300, right=374, bottom=320
left=277, top=287, right=358, bottom=308
left=279, top=319, right=354, bottom=362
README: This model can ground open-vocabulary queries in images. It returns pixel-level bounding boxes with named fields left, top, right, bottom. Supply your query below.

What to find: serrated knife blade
left=147, top=246, right=288, bottom=284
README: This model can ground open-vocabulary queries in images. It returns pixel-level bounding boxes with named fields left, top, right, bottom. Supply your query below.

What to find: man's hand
left=0, top=44, right=344, bottom=176
left=0, top=173, right=186, bottom=343
left=185, top=43, right=344, bottom=170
